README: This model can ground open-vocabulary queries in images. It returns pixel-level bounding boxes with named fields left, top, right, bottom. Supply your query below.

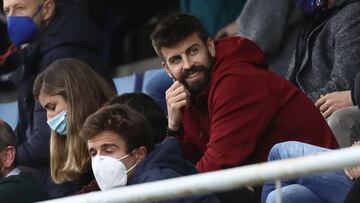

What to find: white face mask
left=92, top=153, right=137, bottom=191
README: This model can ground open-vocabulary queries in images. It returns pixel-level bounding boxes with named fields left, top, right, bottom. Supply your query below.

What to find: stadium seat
left=0, top=101, right=18, bottom=130
left=113, top=73, right=144, bottom=95
left=142, top=68, right=171, bottom=113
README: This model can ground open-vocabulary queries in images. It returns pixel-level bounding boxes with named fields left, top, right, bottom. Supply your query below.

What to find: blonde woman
left=33, top=58, right=115, bottom=194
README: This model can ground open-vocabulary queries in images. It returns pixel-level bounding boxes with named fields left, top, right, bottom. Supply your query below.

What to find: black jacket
left=128, top=137, right=220, bottom=203
left=9, top=0, right=103, bottom=198
left=0, top=172, right=48, bottom=203
left=343, top=178, right=360, bottom=203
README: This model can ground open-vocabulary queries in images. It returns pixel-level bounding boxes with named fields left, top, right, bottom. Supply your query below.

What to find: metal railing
left=39, top=147, right=360, bottom=203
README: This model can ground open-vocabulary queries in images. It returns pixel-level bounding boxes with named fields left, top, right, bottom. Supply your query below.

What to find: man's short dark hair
left=0, top=120, right=17, bottom=151
left=80, top=104, right=155, bottom=153
left=108, top=93, right=167, bottom=144
left=150, top=13, right=209, bottom=60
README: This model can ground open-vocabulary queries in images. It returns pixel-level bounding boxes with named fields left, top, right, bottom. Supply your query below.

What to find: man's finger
left=322, top=107, right=334, bottom=118
left=344, top=169, right=353, bottom=180
left=355, top=166, right=360, bottom=179
left=319, top=102, right=329, bottom=113
left=347, top=168, right=355, bottom=180
left=168, top=81, right=186, bottom=92
left=315, top=96, right=326, bottom=108
left=169, top=92, right=188, bottom=104
left=349, top=168, right=357, bottom=180
left=169, top=99, right=188, bottom=112
left=166, top=82, right=187, bottom=96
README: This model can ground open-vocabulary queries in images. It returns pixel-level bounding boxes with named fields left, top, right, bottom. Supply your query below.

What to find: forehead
left=161, top=33, right=205, bottom=60
left=3, top=0, right=36, bottom=8
left=87, top=131, right=127, bottom=150
left=38, top=92, right=66, bottom=106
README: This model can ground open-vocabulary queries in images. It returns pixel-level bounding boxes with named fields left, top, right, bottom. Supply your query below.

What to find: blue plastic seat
left=0, top=101, right=18, bottom=130
left=142, top=68, right=172, bottom=113
left=113, top=73, right=144, bottom=95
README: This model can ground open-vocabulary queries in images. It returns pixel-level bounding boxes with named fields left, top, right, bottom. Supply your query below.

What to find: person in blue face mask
left=33, top=58, right=115, bottom=196
left=2, top=0, right=105, bottom=198
left=4, top=0, right=50, bottom=47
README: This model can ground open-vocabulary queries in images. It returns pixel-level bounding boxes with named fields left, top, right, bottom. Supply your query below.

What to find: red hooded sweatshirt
left=179, top=37, right=338, bottom=173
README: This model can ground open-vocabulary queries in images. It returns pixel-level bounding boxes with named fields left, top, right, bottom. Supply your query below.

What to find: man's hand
left=345, top=166, right=360, bottom=180
left=215, top=21, right=239, bottom=39
left=165, top=81, right=190, bottom=130
left=344, top=142, right=360, bottom=180
left=315, top=90, right=353, bottom=118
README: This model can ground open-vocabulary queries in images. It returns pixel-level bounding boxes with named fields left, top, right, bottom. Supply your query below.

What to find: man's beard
left=177, top=58, right=215, bottom=95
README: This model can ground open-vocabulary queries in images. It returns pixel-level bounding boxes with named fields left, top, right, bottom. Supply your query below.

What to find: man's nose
left=7, top=9, right=15, bottom=17
left=182, top=57, right=193, bottom=70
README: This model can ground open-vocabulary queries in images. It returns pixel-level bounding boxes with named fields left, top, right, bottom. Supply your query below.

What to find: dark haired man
left=80, top=104, right=220, bottom=202
left=76, top=93, right=168, bottom=194
left=0, top=119, right=48, bottom=202
left=150, top=12, right=338, bottom=177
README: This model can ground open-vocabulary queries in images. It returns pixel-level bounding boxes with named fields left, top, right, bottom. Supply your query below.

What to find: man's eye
left=190, top=48, right=198, bottom=55
left=16, top=6, right=25, bottom=10
left=3, top=9, right=9, bottom=16
left=170, top=57, right=181, bottom=64
left=105, top=149, right=114, bottom=154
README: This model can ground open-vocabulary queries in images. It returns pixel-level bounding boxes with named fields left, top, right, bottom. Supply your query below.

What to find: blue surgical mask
left=295, top=0, right=327, bottom=14
left=6, top=6, right=42, bottom=46
left=47, top=111, right=68, bottom=136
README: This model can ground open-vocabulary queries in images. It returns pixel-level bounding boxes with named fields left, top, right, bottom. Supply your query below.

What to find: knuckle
left=166, top=95, right=172, bottom=102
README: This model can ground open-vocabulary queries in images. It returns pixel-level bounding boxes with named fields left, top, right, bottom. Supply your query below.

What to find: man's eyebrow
left=4, top=3, right=20, bottom=10
left=168, top=54, right=181, bottom=61
left=101, top=143, right=118, bottom=149
left=187, top=43, right=200, bottom=50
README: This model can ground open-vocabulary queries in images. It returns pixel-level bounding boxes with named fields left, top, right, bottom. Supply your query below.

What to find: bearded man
left=150, top=13, right=339, bottom=202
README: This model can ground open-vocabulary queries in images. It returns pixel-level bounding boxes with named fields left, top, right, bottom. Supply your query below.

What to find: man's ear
left=207, top=38, right=216, bottom=57
left=135, top=146, right=147, bottom=163
left=3, top=146, right=16, bottom=168
left=42, top=0, right=56, bottom=22
left=162, top=61, right=174, bottom=79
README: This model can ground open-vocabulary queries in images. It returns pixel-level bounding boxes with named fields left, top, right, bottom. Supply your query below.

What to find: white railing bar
left=39, top=146, right=360, bottom=203
left=275, top=179, right=282, bottom=203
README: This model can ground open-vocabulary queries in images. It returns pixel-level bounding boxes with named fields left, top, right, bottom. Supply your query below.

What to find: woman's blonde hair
left=33, top=58, right=115, bottom=183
